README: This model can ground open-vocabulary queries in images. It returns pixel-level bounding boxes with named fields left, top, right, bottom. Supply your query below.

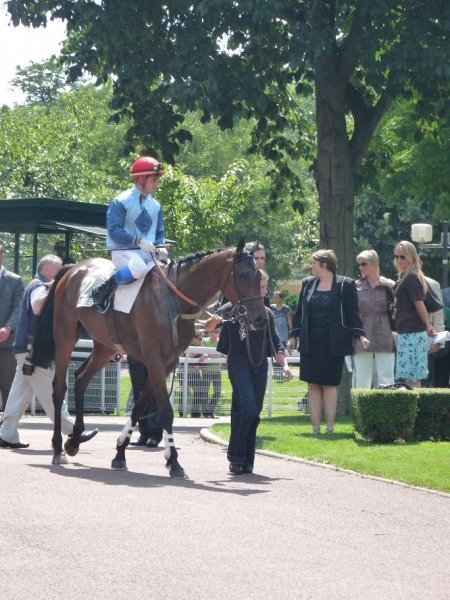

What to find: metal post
left=442, top=221, right=448, bottom=289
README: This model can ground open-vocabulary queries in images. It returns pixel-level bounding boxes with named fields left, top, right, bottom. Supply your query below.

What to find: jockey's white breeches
left=111, top=249, right=154, bottom=280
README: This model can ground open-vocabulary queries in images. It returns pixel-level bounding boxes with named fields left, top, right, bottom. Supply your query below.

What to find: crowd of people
left=1, top=156, right=449, bottom=475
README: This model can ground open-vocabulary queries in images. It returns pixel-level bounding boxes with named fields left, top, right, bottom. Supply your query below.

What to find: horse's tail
left=31, top=266, right=72, bottom=368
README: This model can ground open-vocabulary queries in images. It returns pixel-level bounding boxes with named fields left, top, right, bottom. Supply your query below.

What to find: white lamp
left=411, top=223, right=433, bottom=243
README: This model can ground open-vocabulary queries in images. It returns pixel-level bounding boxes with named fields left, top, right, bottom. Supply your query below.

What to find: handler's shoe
left=229, top=463, right=244, bottom=475
left=75, top=428, right=99, bottom=444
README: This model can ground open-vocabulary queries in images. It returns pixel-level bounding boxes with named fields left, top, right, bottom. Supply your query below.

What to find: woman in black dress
left=287, top=250, right=368, bottom=434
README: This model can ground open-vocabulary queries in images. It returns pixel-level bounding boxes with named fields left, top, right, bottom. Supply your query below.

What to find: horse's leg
left=111, top=389, right=148, bottom=470
left=52, top=348, right=72, bottom=465
left=64, top=344, right=113, bottom=457
left=158, top=398, right=185, bottom=479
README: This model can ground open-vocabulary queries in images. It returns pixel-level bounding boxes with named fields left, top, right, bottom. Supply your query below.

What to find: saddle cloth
left=76, top=259, right=146, bottom=314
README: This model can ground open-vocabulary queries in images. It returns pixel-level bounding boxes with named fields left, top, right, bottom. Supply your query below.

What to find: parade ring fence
left=29, top=342, right=308, bottom=417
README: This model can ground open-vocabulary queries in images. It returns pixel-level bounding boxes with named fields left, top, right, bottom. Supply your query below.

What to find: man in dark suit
left=0, top=243, right=24, bottom=410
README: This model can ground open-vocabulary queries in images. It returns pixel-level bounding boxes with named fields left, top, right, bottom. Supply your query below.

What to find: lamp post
left=411, top=221, right=449, bottom=288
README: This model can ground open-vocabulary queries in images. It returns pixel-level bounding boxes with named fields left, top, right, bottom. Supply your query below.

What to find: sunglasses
left=357, top=261, right=369, bottom=267
left=394, top=254, right=406, bottom=260
left=194, top=335, right=203, bottom=340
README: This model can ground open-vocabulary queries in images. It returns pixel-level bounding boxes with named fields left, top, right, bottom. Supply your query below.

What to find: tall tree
left=6, top=1, right=449, bottom=272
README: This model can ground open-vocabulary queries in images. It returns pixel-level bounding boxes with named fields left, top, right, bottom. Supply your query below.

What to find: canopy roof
left=0, top=197, right=107, bottom=273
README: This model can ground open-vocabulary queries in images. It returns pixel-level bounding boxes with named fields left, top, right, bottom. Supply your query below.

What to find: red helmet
left=130, top=156, right=165, bottom=177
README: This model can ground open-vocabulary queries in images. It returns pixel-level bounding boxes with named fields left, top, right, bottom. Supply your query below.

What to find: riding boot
left=92, top=275, right=118, bottom=308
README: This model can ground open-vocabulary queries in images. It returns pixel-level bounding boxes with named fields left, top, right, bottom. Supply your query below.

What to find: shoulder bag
left=384, top=285, right=397, bottom=331
left=424, top=283, right=444, bottom=314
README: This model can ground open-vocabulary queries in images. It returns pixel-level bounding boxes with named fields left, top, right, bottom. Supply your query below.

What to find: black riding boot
left=92, top=275, right=118, bottom=310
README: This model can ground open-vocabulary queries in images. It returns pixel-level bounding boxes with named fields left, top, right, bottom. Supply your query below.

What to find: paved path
left=0, top=415, right=448, bottom=600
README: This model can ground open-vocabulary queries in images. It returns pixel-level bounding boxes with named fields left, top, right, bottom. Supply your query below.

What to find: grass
left=211, top=414, right=450, bottom=493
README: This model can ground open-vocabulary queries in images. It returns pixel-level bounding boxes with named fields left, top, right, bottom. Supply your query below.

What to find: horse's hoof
left=52, top=453, right=68, bottom=465
left=168, top=462, right=186, bottom=479
left=64, top=439, right=80, bottom=457
left=111, top=458, right=127, bottom=471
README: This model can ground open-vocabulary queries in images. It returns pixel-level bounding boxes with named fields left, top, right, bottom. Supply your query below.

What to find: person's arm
left=343, top=279, right=369, bottom=348
left=5, top=277, right=25, bottom=333
left=287, top=307, right=293, bottom=329
left=30, top=284, right=50, bottom=315
left=413, top=300, right=436, bottom=337
left=154, top=206, right=165, bottom=246
left=107, top=200, right=138, bottom=246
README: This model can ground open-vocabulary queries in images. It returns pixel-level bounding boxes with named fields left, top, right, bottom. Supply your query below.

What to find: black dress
left=299, top=290, right=345, bottom=386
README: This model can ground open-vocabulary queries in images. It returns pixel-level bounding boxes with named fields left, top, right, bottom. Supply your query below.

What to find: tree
left=10, top=57, right=69, bottom=105
left=6, top=1, right=448, bottom=273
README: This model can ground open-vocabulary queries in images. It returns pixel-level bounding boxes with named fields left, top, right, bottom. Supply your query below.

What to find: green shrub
left=352, top=389, right=417, bottom=443
left=414, top=389, right=450, bottom=441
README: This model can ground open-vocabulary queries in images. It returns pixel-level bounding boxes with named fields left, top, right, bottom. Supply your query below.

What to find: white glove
left=139, top=239, right=156, bottom=254
left=156, top=247, right=169, bottom=260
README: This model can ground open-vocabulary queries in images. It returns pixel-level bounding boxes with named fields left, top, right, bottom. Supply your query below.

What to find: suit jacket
left=290, top=274, right=365, bottom=357
left=0, top=267, right=25, bottom=348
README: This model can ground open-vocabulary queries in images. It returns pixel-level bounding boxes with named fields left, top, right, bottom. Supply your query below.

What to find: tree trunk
left=314, top=64, right=355, bottom=276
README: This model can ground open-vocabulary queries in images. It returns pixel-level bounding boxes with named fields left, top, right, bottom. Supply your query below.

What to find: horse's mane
left=175, top=248, right=225, bottom=266
left=31, top=265, right=73, bottom=367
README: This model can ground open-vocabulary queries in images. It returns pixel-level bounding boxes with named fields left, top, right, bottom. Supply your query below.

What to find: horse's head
left=222, top=238, right=268, bottom=330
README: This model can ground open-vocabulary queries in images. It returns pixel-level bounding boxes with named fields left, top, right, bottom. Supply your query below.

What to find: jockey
left=92, top=156, right=167, bottom=309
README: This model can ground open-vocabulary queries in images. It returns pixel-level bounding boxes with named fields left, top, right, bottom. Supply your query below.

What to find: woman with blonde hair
left=353, top=249, right=396, bottom=388
left=393, top=241, right=436, bottom=388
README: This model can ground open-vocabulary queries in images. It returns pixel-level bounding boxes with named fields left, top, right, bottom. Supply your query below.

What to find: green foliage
left=157, top=162, right=253, bottom=254
left=0, top=82, right=127, bottom=202
left=10, top=57, right=69, bottom=105
left=352, top=389, right=418, bottom=443
left=414, top=389, right=450, bottom=442
left=6, top=0, right=449, bottom=273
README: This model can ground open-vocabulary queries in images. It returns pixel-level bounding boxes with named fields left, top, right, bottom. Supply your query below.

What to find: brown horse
left=32, top=239, right=267, bottom=477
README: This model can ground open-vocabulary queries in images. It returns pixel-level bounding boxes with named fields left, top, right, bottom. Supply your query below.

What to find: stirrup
left=94, top=297, right=113, bottom=314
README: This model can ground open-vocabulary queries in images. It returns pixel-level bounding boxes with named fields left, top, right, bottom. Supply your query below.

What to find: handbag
left=384, top=286, right=397, bottom=331
left=424, top=283, right=444, bottom=314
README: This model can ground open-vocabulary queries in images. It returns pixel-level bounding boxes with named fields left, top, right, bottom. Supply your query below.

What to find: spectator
left=434, top=287, right=450, bottom=387
left=393, top=241, right=435, bottom=389
left=202, top=326, right=223, bottom=418
left=53, top=240, right=76, bottom=265
left=0, top=255, right=98, bottom=448
left=245, top=241, right=270, bottom=306
left=287, top=249, right=368, bottom=435
left=178, top=330, right=208, bottom=418
left=0, top=243, right=24, bottom=410
left=419, top=256, right=446, bottom=387
left=353, top=249, right=396, bottom=388
left=205, top=271, right=292, bottom=475
left=270, top=291, right=292, bottom=348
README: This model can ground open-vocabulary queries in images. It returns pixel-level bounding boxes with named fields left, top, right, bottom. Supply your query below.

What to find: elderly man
left=0, top=255, right=98, bottom=448
left=0, top=243, right=24, bottom=410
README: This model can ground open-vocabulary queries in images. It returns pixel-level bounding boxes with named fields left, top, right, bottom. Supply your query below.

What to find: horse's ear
left=236, top=238, right=246, bottom=255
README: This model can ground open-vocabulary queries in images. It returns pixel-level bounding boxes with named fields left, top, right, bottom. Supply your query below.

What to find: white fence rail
left=29, top=342, right=308, bottom=417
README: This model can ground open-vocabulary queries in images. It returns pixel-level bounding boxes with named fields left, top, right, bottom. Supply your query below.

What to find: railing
left=29, top=342, right=308, bottom=418
left=169, top=346, right=306, bottom=418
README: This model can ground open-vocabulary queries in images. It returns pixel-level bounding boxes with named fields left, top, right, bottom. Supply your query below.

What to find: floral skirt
left=396, top=331, right=429, bottom=382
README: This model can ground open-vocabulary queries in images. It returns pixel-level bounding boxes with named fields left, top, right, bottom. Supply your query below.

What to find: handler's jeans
left=227, top=364, right=268, bottom=467
left=0, top=353, right=74, bottom=444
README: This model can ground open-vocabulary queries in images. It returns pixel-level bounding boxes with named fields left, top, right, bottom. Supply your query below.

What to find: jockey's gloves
left=139, top=239, right=156, bottom=254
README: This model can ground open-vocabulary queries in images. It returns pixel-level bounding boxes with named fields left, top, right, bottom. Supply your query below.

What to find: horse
left=31, top=239, right=267, bottom=478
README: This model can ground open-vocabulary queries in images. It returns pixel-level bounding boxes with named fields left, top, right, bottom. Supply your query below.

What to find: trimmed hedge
left=352, top=388, right=450, bottom=443
left=414, top=389, right=450, bottom=441
left=352, top=389, right=417, bottom=443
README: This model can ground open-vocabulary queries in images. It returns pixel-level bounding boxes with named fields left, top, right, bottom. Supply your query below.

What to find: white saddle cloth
left=76, top=258, right=145, bottom=314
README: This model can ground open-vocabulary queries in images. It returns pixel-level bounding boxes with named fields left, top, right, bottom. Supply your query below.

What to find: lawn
left=211, top=414, right=450, bottom=493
